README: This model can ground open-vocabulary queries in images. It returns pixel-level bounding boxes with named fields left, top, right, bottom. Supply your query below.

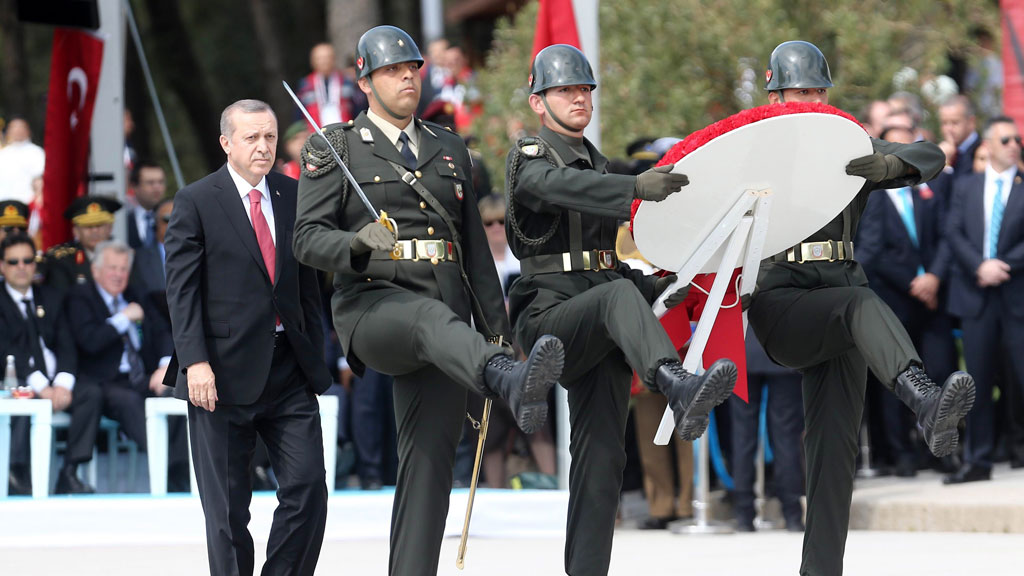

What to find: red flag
left=1003, top=1, right=1024, bottom=128
left=42, top=29, right=104, bottom=249
left=532, top=0, right=582, bottom=57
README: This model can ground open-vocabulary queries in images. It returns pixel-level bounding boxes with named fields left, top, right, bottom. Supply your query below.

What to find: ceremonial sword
left=282, top=80, right=398, bottom=238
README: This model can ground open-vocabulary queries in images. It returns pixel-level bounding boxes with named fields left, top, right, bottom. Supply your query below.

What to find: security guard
left=293, top=26, right=564, bottom=576
left=747, top=41, right=977, bottom=576
left=44, top=195, right=121, bottom=294
left=505, top=44, right=738, bottom=576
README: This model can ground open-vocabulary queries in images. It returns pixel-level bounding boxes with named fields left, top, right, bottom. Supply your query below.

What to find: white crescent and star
left=67, top=67, right=88, bottom=130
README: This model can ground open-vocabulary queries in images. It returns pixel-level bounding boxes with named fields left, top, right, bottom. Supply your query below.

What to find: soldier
left=0, top=200, right=30, bottom=244
left=746, top=41, right=977, bottom=576
left=44, top=195, right=121, bottom=294
left=505, top=44, right=738, bottom=575
left=293, top=26, right=565, bottom=576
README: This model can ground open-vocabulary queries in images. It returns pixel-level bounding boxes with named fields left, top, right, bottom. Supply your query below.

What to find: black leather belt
left=521, top=249, right=618, bottom=275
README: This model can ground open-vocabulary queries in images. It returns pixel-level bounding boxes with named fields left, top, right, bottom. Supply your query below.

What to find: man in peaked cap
left=0, top=200, right=30, bottom=242
left=294, top=25, right=565, bottom=575
left=44, top=195, right=121, bottom=295
left=748, top=40, right=977, bottom=575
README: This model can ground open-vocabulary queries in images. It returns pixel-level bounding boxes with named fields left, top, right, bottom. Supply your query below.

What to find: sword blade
left=281, top=80, right=379, bottom=221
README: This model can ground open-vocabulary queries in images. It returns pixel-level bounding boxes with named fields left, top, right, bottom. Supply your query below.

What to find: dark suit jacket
left=857, top=184, right=951, bottom=322
left=164, top=166, right=330, bottom=404
left=953, top=135, right=981, bottom=177
left=128, top=243, right=168, bottom=320
left=946, top=171, right=1024, bottom=319
left=64, top=282, right=171, bottom=385
left=293, top=112, right=509, bottom=374
left=0, top=282, right=76, bottom=380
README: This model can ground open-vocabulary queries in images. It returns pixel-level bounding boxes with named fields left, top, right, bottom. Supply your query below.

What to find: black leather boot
left=483, top=335, right=564, bottom=434
left=892, top=366, right=976, bottom=457
left=655, top=359, right=737, bottom=441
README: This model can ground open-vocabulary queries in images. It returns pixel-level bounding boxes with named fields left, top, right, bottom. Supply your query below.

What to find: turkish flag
left=42, top=29, right=104, bottom=249
left=532, top=0, right=582, bottom=57
left=1003, top=1, right=1024, bottom=128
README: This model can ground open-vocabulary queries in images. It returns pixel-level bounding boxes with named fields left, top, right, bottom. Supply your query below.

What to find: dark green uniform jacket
left=293, top=112, right=509, bottom=373
left=505, top=126, right=656, bottom=344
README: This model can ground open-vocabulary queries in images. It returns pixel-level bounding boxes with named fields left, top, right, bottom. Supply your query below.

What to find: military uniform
left=43, top=240, right=91, bottom=292
left=294, top=111, right=512, bottom=573
left=506, top=126, right=695, bottom=574
left=0, top=200, right=35, bottom=283
left=749, top=138, right=944, bottom=575
left=43, top=196, right=121, bottom=295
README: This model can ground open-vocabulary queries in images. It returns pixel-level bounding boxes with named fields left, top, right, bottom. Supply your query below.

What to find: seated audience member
left=0, top=233, right=101, bottom=494
left=65, top=241, right=174, bottom=471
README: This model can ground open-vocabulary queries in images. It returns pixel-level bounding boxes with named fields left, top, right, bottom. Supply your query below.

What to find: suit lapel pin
left=360, top=127, right=374, bottom=143
left=36, top=305, right=45, bottom=319
left=275, top=190, right=280, bottom=196
left=1015, top=175, right=1022, bottom=185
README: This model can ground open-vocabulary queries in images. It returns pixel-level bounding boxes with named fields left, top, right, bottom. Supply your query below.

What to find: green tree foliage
left=474, top=0, right=999, bottom=180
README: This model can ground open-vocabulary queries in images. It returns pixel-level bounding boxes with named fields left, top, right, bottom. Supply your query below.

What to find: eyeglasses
left=160, top=215, right=171, bottom=222
left=484, top=219, right=505, bottom=227
left=1000, top=135, right=1023, bottom=146
left=4, top=257, right=34, bottom=266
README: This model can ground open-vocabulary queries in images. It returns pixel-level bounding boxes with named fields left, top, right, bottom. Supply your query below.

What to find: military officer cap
left=0, top=200, right=29, bottom=229
left=764, top=40, right=833, bottom=91
left=64, top=195, right=122, bottom=226
left=355, top=25, right=424, bottom=79
left=529, top=44, right=597, bottom=95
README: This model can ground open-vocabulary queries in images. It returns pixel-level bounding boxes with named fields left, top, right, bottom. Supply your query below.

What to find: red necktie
left=248, top=189, right=276, bottom=283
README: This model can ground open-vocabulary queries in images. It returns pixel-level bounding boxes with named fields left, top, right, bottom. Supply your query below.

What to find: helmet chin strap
left=540, top=92, right=584, bottom=135
left=775, top=90, right=786, bottom=103
left=368, top=77, right=412, bottom=121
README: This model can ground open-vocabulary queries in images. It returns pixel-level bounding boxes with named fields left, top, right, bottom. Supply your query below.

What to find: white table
left=145, top=394, right=340, bottom=496
left=0, top=399, right=53, bottom=499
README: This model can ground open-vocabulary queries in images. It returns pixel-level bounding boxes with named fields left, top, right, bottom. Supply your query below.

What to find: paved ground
left=4, top=531, right=1023, bottom=575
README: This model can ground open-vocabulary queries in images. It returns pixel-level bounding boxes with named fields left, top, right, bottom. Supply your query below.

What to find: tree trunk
left=328, top=0, right=378, bottom=61
left=248, top=0, right=292, bottom=124
left=142, top=0, right=222, bottom=174
left=0, top=0, right=32, bottom=121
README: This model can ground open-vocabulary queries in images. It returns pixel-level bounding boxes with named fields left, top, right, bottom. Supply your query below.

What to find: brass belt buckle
left=797, top=241, right=831, bottom=263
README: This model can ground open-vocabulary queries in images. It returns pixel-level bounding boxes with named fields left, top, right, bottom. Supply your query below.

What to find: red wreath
left=628, top=102, right=864, bottom=402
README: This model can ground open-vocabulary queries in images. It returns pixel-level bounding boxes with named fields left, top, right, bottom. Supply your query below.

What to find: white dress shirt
left=983, top=165, right=1016, bottom=259
left=5, top=283, right=74, bottom=392
left=132, top=204, right=154, bottom=245
left=367, top=109, right=419, bottom=159
left=97, top=283, right=141, bottom=374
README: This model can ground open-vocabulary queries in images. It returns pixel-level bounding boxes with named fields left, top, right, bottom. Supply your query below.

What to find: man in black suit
left=0, top=233, right=101, bottom=495
left=65, top=241, right=174, bottom=458
left=127, top=162, right=168, bottom=249
left=857, top=123, right=958, bottom=476
left=930, top=96, right=982, bottom=209
left=129, top=197, right=173, bottom=319
left=945, top=116, right=1024, bottom=484
left=164, top=99, right=331, bottom=576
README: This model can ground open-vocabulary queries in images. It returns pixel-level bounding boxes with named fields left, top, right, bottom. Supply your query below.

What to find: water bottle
left=1, top=355, right=16, bottom=399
